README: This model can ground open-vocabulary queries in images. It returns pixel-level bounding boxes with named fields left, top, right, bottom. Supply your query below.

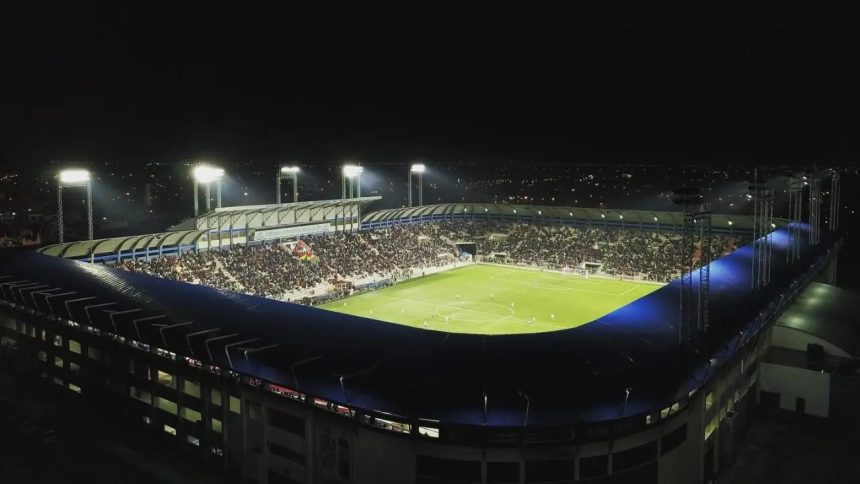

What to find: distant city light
left=410, top=163, right=426, bottom=174
left=728, top=220, right=733, bottom=226
left=59, top=169, right=91, bottom=184
left=193, top=165, right=224, bottom=183
left=653, top=216, right=658, bottom=222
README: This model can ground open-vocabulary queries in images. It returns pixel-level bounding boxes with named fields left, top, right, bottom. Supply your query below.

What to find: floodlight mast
left=408, top=163, right=426, bottom=207
left=277, top=166, right=300, bottom=204
left=192, top=165, right=225, bottom=216
left=341, top=164, right=364, bottom=233
left=57, top=169, right=93, bottom=243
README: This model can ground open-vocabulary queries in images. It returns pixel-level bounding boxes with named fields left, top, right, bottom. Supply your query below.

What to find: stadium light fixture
left=59, top=169, right=91, bottom=185
left=538, top=210, right=542, bottom=215
left=57, top=168, right=94, bottom=243
left=192, top=164, right=225, bottom=216
left=654, top=216, right=659, bottom=222
left=619, top=214, right=623, bottom=220
left=277, top=166, right=300, bottom=204
left=193, top=165, right=224, bottom=183
left=342, top=164, right=364, bottom=201
left=484, top=208, right=488, bottom=212
left=408, top=163, right=426, bottom=207
left=728, top=220, right=733, bottom=226
left=601, top=213, right=605, bottom=218
left=771, top=222, right=776, bottom=228
left=513, top=209, right=517, bottom=214
left=342, top=164, right=363, bottom=178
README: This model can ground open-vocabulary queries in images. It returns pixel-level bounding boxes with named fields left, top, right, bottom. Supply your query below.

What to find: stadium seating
left=120, top=222, right=745, bottom=301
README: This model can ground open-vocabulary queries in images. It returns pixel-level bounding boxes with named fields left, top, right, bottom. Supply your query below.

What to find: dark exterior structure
left=0, top=207, right=841, bottom=484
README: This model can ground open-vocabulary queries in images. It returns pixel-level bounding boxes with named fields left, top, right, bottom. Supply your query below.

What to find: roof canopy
left=362, top=202, right=775, bottom=231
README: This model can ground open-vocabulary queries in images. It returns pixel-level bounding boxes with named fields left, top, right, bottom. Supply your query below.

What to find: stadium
left=0, top=169, right=845, bottom=484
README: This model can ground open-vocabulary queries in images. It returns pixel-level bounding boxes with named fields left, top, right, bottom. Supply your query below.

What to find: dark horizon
left=2, top=9, right=858, bottom=166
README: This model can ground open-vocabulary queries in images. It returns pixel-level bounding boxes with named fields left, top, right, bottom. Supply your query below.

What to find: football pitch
left=318, top=264, right=662, bottom=334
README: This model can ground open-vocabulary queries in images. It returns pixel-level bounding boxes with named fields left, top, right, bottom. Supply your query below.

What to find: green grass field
left=318, top=264, right=662, bottom=334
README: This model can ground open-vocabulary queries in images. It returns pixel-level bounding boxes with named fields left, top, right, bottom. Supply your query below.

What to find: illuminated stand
left=749, top=175, right=774, bottom=291
left=57, top=169, right=93, bottom=243
left=408, top=163, right=425, bottom=207
left=673, top=187, right=712, bottom=352
left=193, top=165, right=224, bottom=217
left=341, top=164, right=363, bottom=232
left=276, top=166, right=300, bottom=204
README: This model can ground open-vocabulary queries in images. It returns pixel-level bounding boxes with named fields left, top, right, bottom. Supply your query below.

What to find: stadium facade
left=0, top=200, right=842, bottom=484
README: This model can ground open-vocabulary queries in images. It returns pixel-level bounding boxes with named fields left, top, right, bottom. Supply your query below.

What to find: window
left=129, top=359, right=150, bottom=380
left=156, top=396, right=178, bottom=415
left=130, top=386, right=153, bottom=404
left=88, top=346, right=101, bottom=361
left=182, top=379, right=201, bottom=398
left=248, top=401, right=261, bottom=420
left=228, top=395, right=241, bottom=414
left=705, top=392, right=714, bottom=411
left=156, top=370, right=176, bottom=389
left=69, top=362, right=81, bottom=375
left=704, top=416, right=718, bottom=440
left=488, top=462, right=520, bottom=483
left=211, top=418, right=222, bottom=433
left=211, top=388, right=222, bottom=406
left=37, top=350, right=47, bottom=362
left=69, top=339, right=81, bottom=354
left=579, top=455, right=608, bottom=479
left=53, top=377, right=64, bottom=386
left=267, top=441, right=305, bottom=466
left=53, top=334, right=63, bottom=347
left=418, top=426, right=439, bottom=438
left=68, top=383, right=82, bottom=394
left=54, top=356, right=63, bottom=368
left=661, top=423, right=687, bottom=456
left=612, top=441, right=657, bottom=472
left=268, top=408, right=305, bottom=437
left=142, top=415, right=151, bottom=425
left=181, top=407, right=202, bottom=423
left=525, top=460, right=573, bottom=483
left=186, top=435, right=200, bottom=446
left=163, top=424, right=177, bottom=436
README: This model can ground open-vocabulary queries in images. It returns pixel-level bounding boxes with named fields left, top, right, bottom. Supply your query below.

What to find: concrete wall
left=759, top=362, right=830, bottom=417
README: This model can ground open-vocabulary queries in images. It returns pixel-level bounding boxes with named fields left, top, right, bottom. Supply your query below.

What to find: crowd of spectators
left=121, top=220, right=745, bottom=300
left=121, top=224, right=457, bottom=301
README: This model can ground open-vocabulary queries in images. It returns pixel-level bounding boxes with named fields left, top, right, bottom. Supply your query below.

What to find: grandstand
left=2, top=197, right=843, bottom=484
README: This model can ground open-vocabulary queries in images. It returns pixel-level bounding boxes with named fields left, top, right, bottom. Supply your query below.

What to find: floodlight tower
left=672, top=187, right=712, bottom=352
left=341, top=164, right=364, bottom=232
left=277, top=166, right=300, bottom=204
left=749, top=173, right=774, bottom=291
left=785, top=173, right=803, bottom=264
left=192, top=165, right=225, bottom=216
left=828, top=169, right=841, bottom=232
left=806, top=170, right=822, bottom=246
left=57, top=169, right=93, bottom=243
left=408, top=163, right=426, bottom=207
left=341, top=164, right=363, bottom=199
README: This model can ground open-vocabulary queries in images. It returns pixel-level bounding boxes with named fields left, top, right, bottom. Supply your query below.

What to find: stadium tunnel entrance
left=455, top=242, right=477, bottom=259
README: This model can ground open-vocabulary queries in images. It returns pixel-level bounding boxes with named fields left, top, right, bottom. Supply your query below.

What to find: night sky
left=2, top=8, right=857, bottom=166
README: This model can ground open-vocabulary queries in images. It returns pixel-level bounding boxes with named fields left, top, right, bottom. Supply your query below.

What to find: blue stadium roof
left=0, top=224, right=837, bottom=428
